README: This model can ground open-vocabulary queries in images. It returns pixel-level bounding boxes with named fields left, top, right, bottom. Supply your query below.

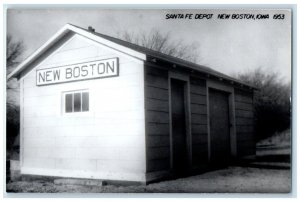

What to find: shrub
left=237, top=68, right=291, bottom=141
left=6, top=103, right=20, bottom=160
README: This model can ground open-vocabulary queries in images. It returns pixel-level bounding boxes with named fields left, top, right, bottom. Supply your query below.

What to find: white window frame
left=62, top=89, right=90, bottom=115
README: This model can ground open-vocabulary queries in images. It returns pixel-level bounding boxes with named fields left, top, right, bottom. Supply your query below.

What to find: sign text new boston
left=36, top=58, right=119, bottom=86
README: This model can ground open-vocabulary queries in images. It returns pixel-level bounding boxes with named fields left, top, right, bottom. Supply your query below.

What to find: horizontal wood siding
left=234, top=89, right=255, bottom=157
left=21, top=34, right=146, bottom=182
left=190, top=77, right=208, bottom=166
left=145, top=66, right=170, bottom=172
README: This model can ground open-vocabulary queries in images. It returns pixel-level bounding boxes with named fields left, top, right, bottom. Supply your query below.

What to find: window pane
left=74, top=93, right=81, bottom=112
left=65, top=94, right=73, bottom=113
left=82, top=92, right=89, bottom=112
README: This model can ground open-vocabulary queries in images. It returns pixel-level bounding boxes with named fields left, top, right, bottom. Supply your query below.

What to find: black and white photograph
left=4, top=6, right=292, bottom=194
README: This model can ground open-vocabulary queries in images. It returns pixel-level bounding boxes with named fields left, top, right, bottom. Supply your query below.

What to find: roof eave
left=7, top=24, right=72, bottom=80
left=7, top=23, right=146, bottom=80
left=146, top=55, right=257, bottom=90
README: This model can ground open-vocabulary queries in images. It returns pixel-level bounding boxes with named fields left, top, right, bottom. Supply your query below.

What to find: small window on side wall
left=64, top=91, right=89, bottom=113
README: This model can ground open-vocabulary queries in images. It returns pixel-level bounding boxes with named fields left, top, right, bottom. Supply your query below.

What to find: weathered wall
left=190, top=77, right=208, bottom=167
left=234, top=88, right=255, bottom=157
left=144, top=70, right=210, bottom=175
left=20, top=33, right=146, bottom=182
left=144, top=68, right=255, bottom=177
left=144, top=65, right=170, bottom=173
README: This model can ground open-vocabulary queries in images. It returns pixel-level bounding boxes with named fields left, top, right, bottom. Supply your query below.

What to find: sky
left=6, top=8, right=291, bottom=82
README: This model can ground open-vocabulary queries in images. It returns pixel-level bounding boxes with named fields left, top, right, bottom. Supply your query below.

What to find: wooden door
left=209, top=88, right=231, bottom=164
left=171, top=79, right=188, bottom=175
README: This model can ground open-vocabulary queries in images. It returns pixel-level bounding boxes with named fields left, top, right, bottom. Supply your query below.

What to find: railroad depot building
left=8, top=24, right=255, bottom=183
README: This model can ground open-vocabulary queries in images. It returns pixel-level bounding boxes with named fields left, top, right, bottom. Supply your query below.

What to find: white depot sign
left=36, top=58, right=119, bottom=86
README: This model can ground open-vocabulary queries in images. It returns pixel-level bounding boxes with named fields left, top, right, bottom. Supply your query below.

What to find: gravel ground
left=6, top=130, right=291, bottom=194
left=6, top=166, right=291, bottom=193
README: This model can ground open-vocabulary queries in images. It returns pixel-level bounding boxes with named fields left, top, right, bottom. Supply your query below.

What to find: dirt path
left=6, top=166, right=291, bottom=193
left=6, top=130, right=291, bottom=194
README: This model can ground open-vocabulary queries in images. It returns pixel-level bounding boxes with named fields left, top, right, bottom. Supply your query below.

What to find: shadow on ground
left=6, top=131, right=291, bottom=193
left=255, top=154, right=290, bottom=163
left=237, top=142, right=291, bottom=170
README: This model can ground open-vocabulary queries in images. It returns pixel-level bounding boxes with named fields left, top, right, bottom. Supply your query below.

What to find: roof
left=8, top=23, right=255, bottom=89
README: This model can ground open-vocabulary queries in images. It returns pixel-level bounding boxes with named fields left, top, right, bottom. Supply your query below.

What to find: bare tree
left=7, top=35, right=24, bottom=76
left=6, top=35, right=24, bottom=160
left=118, top=28, right=201, bottom=63
left=6, top=34, right=23, bottom=107
left=236, top=68, right=291, bottom=141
